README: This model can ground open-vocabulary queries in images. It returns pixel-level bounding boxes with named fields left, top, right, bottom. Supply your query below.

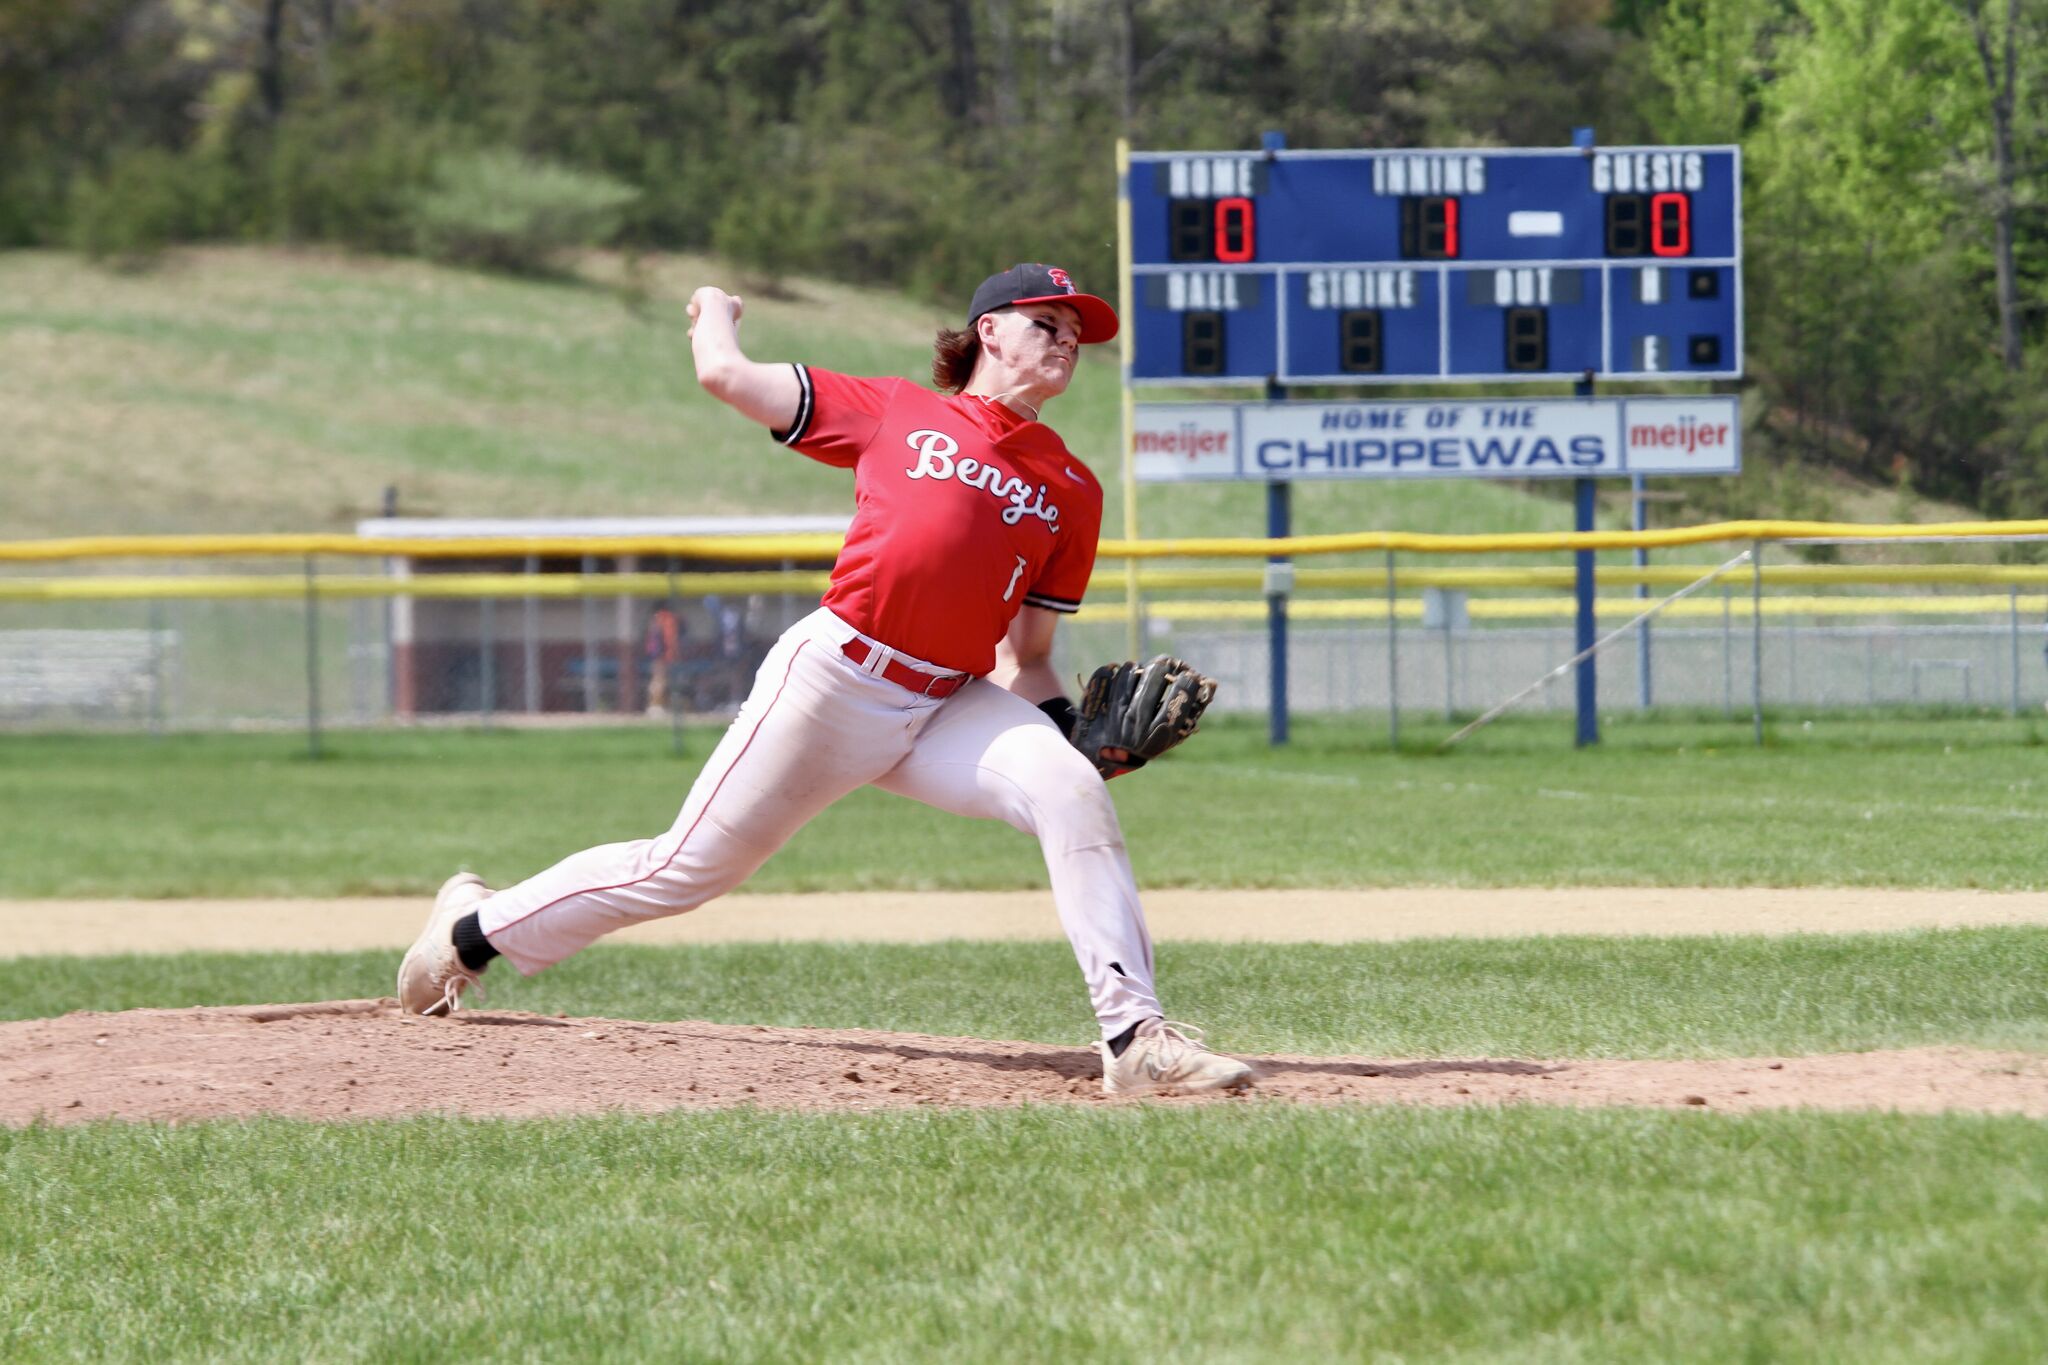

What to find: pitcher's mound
left=4, top=1001, right=2044, bottom=1125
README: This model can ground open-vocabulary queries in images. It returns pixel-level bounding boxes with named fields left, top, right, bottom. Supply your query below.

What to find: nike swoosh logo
left=1064, top=466, right=1084, bottom=483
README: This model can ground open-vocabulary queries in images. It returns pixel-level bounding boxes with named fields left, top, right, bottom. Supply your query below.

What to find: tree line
left=1, top=0, right=2040, bottom=515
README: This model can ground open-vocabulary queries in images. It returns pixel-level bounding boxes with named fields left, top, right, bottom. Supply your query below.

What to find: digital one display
left=1126, top=146, right=1741, bottom=385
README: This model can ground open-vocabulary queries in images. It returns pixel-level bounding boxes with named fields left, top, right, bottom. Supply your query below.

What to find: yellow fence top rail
left=8, top=518, right=2048, bottom=563
left=9, top=563, right=2048, bottom=604
left=2, top=571, right=2042, bottom=618
left=1070, top=594, right=2048, bottom=625
left=0, top=533, right=849, bottom=564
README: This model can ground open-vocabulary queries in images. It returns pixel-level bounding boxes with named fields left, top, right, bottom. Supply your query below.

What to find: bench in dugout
left=0, top=629, right=178, bottom=722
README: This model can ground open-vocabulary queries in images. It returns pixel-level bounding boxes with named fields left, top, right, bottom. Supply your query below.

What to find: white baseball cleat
left=397, top=872, right=493, bottom=1016
left=1098, top=1019, right=1257, bottom=1097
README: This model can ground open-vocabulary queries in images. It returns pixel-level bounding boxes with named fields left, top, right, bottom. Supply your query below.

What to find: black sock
left=1106, top=1020, right=1143, bottom=1058
left=452, top=911, right=500, bottom=972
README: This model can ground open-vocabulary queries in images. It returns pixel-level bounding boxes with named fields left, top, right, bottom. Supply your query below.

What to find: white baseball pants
left=475, top=608, right=1162, bottom=1039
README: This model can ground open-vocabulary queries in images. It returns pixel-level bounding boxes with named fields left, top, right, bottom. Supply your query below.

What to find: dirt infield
left=5, top=1000, right=2044, bottom=1126
left=9, top=886, right=2048, bottom=957
left=7, top=889, right=2044, bottom=1124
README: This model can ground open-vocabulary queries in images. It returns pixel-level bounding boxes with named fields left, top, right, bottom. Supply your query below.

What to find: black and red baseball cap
left=967, top=263, right=1119, bottom=344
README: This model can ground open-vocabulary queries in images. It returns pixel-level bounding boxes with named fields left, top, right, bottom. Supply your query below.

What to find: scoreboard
left=1125, top=145, right=1741, bottom=386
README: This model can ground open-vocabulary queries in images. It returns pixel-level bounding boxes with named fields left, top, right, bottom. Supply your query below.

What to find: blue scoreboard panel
left=1125, top=146, right=1740, bottom=386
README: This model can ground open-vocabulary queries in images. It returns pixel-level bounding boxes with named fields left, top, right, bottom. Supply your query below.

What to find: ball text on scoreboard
left=1126, top=146, right=1741, bottom=385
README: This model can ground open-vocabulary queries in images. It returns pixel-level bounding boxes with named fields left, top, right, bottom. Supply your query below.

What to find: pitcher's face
left=982, top=302, right=1083, bottom=397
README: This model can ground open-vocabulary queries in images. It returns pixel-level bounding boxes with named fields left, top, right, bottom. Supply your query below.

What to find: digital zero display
left=1127, top=144, right=1741, bottom=384
left=1605, top=193, right=1692, bottom=257
left=1215, top=198, right=1255, bottom=262
left=1167, top=197, right=1258, bottom=263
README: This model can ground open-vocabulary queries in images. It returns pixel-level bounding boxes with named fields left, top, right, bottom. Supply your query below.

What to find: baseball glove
left=1070, top=654, right=1217, bottom=778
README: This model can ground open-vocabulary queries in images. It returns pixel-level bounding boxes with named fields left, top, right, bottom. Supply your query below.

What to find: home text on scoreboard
left=1125, top=145, right=1741, bottom=386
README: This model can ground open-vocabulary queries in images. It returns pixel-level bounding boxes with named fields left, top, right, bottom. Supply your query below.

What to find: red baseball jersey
left=773, top=364, right=1101, bottom=674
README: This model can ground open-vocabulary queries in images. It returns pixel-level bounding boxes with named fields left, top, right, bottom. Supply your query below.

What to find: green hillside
left=1, top=248, right=1617, bottom=547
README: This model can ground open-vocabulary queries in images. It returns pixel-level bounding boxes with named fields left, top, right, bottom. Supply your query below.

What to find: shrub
left=266, top=110, right=450, bottom=252
left=65, top=147, right=241, bottom=267
left=709, top=179, right=812, bottom=288
left=0, top=148, right=73, bottom=248
left=403, top=146, right=639, bottom=274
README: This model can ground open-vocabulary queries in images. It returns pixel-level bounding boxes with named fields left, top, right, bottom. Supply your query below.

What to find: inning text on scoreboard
left=1125, top=146, right=1741, bottom=386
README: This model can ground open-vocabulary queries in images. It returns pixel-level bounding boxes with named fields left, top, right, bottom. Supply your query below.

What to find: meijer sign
left=1134, top=397, right=1739, bottom=483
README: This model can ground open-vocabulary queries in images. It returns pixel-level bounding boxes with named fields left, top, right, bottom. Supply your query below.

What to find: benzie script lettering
left=904, top=430, right=1061, bottom=532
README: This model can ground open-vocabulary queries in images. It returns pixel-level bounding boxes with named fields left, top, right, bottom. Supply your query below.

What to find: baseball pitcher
left=399, top=264, right=1251, bottom=1096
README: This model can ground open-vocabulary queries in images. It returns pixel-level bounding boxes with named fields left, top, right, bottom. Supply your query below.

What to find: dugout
left=358, top=516, right=847, bottom=718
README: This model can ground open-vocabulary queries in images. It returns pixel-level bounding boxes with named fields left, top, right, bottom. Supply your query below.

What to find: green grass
left=2, top=711, right=2045, bottom=898
left=0, top=247, right=1615, bottom=545
left=5, top=1105, right=2047, bottom=1362
left=8, top=930, right=2046, bottom=1057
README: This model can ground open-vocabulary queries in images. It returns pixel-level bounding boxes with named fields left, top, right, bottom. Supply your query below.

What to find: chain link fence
left=6, top=561, right=2045, bottom=737
left=1068, top=588, right=2048, bottom=724
left=1132, top=616, right=2047, bottom=717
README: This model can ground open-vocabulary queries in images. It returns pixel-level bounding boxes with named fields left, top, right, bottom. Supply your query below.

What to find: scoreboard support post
left=1633, top=473, right=1652, bottom=708
left=1573, top=463, right=1598, bottom=748
left=1262, top=131, right=1292, bottom=749
left=1266, top=452, right=1291, bottom=747
left=1572, top=126, right=1600, bottom=748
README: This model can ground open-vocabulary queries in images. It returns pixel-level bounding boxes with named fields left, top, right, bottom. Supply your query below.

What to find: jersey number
left=1002, top=555, right=1027, bottom=603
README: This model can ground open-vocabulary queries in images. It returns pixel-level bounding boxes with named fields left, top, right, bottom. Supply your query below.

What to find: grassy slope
left=0, top=247, right=1659, bottom=545
left=1, top=712, right=2043, bottom=898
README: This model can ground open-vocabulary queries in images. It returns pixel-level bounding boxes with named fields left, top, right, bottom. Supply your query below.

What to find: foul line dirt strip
left=4, top=1001, right=2044, bottom=1125
left=4, top=888, right=2048, bottom=958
